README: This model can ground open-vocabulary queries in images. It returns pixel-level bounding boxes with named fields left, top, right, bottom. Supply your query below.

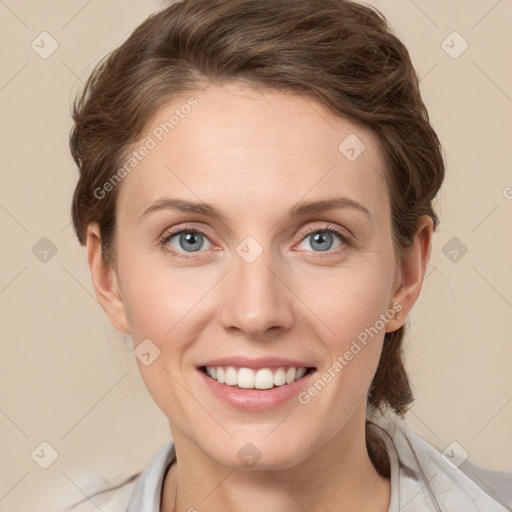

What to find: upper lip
left=198, top=356, right=316, bottom=369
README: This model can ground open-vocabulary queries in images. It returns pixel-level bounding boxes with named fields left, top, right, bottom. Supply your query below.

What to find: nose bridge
left=219, top=240, right=294, bottom=336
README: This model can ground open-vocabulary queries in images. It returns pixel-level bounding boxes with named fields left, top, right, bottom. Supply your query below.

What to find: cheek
left=115, top=235, right=203, bottom=333
left=290, top=266, right=394, bottom=421
left=294, top=261, right=394, bottom=343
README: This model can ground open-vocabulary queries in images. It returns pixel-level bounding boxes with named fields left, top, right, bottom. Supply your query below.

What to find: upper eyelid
left=299, top=223, right=350, bottom=237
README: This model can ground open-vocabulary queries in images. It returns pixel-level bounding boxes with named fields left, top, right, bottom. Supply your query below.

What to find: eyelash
left=159, top=222, right=353, bottom=260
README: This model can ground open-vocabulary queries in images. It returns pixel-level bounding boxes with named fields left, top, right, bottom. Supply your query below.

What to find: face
left=91, top=82, right=417, bottom=470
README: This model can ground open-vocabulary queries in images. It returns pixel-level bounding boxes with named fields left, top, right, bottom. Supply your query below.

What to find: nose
left=218, top=248, right=295, bottom=339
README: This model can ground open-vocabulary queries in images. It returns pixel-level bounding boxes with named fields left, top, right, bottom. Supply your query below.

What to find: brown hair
left=70, top=0, right=444, bottom=417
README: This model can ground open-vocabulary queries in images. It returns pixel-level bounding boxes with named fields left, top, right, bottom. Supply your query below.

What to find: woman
left=68, top=0, right=511, bottom=510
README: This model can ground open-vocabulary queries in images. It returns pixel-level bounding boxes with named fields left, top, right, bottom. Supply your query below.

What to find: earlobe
left=385, top=215, right=433, bottom=333
left=86, top=223, right=131, bottom=334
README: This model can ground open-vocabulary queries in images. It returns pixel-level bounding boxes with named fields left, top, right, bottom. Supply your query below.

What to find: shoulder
left=59, top=440, right=176, bottom=512
left=458, top=458, right=512, bottom=509
left=60, top=474, right=140, bottom=512
left=367, top=408, right=512, bottom=511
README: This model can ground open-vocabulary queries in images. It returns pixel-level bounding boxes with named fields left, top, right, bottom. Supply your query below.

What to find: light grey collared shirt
left=67, top=411, right=512, bottom=511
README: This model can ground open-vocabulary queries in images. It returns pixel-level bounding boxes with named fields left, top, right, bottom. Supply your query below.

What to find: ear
left=385, top=215, right=433, bottom=333
left=86, top=223, right=131, bottom=334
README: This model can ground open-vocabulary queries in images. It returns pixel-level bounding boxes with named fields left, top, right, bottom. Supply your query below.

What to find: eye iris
left=310, top=232, right=333, bottom=251
left=180, top=232, right=203, bottom=252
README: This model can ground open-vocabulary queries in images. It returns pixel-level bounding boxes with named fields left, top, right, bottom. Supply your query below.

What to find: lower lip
left=197, top=368, right=317, bottom=412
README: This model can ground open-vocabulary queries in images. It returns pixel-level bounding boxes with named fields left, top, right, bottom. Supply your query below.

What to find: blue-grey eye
left=298, top=230, right=343, bottom=252
left=168, top=231, right=212, bottom=253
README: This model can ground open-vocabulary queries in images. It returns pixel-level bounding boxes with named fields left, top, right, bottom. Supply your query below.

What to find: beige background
left=1, top=1, right=511, bottom=510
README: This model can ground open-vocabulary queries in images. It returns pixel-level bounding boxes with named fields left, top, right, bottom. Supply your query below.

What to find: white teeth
left=225, top=366, right=238, bottom=385
left=205, top=365, right=309, bottom=389
left=254, top=369, right=274, bottom=389
left=238, top=367, right=255, bottom=389
left=286, top=367, right=296, bottom=384
left=296, top=367, right=306, bottom=379
left=273, top=367, right=286, bottom=386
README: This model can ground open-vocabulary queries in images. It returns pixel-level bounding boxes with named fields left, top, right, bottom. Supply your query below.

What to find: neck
left=161, top=410, right=390, bottom=512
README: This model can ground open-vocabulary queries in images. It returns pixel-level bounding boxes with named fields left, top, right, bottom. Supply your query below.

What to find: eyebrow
left=139, top=196, right=371, bottom=223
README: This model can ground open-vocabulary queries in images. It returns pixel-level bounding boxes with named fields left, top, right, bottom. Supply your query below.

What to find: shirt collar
left=126, top=440, right=175, bottom=512
left=125, top=410, right=510, bottom=512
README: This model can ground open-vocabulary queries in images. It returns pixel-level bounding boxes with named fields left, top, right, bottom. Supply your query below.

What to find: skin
left=87, top=82, right=432, bottom=512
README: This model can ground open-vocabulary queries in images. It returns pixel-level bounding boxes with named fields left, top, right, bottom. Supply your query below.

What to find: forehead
left=117, top=82, right=390, bottom=226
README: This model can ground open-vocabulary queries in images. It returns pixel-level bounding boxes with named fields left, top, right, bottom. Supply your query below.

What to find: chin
left=200, top=435, right=308, bottom=471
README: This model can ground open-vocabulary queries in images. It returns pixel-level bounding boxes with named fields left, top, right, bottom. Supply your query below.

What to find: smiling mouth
left=199, top=365, right=316, bottom=390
